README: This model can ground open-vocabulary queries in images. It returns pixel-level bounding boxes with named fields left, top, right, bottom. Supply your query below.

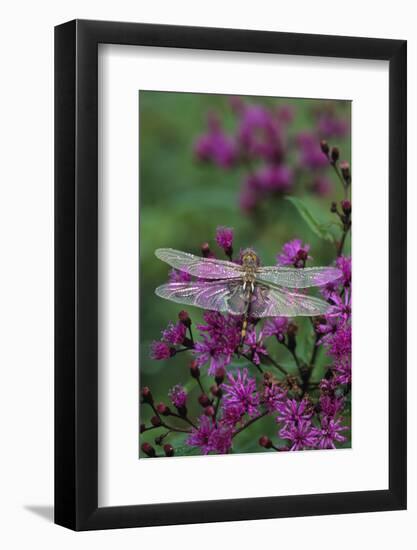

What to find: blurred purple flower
left=263, top=317, right=289, bottom=342
left=310, top=175, right=332, bottom=197
left=277, top=239, right=312, bottom=268
left=194, top=113, right=237, bottom=168
left=277, top=104, right=295, bottom=124
left=238, top=105, right=284, bottom=162
left=222, top=368, right=260, bottom=417
left=162, top=321, right=187, bottom=345
left=186, top=415, right=232, bottom=454
left=317, top=113, right=349, bottom=138
left=312, top=417, right=348, bottom=449
left=296, top=132, right=329, bottom=169
left=279, top=419, right=317, bottom=451
left=168, top=384, right=187, bottom=408
left=215, top=226, right=234, bottom=252
left=276, top=398, right=313, bottom=426
left=256, top=165, right=293, bottom=193
left=239, top=177, right=260, bottom=213
left=150, top=341, right=172, bottom=360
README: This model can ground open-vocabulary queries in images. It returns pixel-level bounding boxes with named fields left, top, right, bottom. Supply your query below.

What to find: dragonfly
left=154, top=248, right=342, bottom=343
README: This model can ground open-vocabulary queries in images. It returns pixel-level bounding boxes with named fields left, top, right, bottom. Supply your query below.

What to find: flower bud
left=341, top=199, right=351, bottom=215
left=140, top=423, right=146, bottom=433
left=141, top=386, right=153, bottom=405
left=190, top=360, right=200, bottom=379
left=204, top=405, right=215, bottom=417
left=210, top=384, right=223, bottom=398
left=163, top=444, right=174, bottom=457
left=320, top=140, right=329, bottom=156
left=330, top=146, right=340, bottom=164
left=198, top=393, right=211, bottom=407
left=215, top=366, right=226, bottom=385
left=151, top=415, right=161, bottom=427
left=141, top=442, right=156, bottom=457
left=259, top=436, right=272, bottom=449
left=340, top=161, right=351, bottom=183
left=201, top=242, right=211, bottom=258
left=156, top=402, right=171, bottom=416
left=178, top=310, right=191, bottom=328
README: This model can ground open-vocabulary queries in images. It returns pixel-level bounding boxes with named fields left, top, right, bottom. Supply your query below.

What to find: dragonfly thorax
left=240, top=248, right=260, bottom=270
left=241, top=249, right=259, bottom=291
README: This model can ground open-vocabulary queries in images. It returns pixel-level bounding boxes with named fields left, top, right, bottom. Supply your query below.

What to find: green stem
left=232, top=410, right=269, bottom=439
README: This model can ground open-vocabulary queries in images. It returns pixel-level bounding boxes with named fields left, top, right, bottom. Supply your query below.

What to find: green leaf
left=285, top=196, right=336, bottom=243
left=174, top=445, right=202, bottom=457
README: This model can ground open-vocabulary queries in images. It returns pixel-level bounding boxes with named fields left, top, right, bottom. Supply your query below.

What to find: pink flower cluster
left=193, top=98, right=349, bottom=213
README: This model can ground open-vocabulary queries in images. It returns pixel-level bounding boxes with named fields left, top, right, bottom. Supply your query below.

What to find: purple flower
left=296, top=132, right=329, bottom=170
left=256, top=165, right=293, bottom=193
left=193, top=312, right=241, bottom=374
left=186, top=415, right=232, bottom=454
left=222, top=368, right=260, bottom=417
left=310, top=175, right=332, bottom=197
left=194, top=113, right=237, bottom=168
left=168, top=269, right=192, bottom=283
left=312, top=417, right=348, bottom=449
left=321, top=324, right=351, bottom=359
left=238, top=105, right=284, bottom=162
left=277, top=239, right=312, bottom=268
left=276, top=398, right=313, bottom=426
left=277, top=104, right=295, bottom=124
left=279, top=419, right=317, bottom=451
left=263, top=317, right=289, bottom=342
left=162, top=322, right=187, bottom=345
left=221, top=402, right=245, bottom=427
left=317, top=113, right=349, bottom=138
left=319, top=394, right=344, bottom=418
left=327, top=291, right=351, bottom=322
left=215, top=226, right=234, bottom=253
left=262, top=383, right=286, bottom=412
left=335, top=256, right=351, bottom=288
left=168, top=384, right=187, bottom=408
left=333, top=358, right=352, bottom=385
left=320, top=280, right=340, bottom=301
left=194, top=338, right=229, bottom=375
left=315, top=315, right=341, bottom=340
left=239, top=175, right=261, bottom=213
left=150, top=341, right=172, bottom=360
left=244, top=329, right=268, bottom=365
left=319, top=377, right=338, bottom=394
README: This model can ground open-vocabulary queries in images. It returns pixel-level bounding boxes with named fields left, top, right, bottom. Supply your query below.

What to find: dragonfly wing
left=256, top=266, right=342, bottom=288
left=155, top=248, right=242, bottom=280
left=250, top=285, right=331, bottom=318
left=155, top=281, right=247, bottom=314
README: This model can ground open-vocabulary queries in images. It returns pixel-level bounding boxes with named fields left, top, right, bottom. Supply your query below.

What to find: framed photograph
left=55, top=19, right=407, bottom=530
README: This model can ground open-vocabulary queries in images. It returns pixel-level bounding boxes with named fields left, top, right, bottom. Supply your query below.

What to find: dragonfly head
left=240, top=248, right=260, bottom=268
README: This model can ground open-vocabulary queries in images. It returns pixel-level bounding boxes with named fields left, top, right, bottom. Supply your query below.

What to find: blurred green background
left=139, top=91, right=351, bottom=457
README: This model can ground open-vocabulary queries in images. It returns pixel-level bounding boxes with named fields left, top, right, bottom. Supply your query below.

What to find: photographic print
left=139, top=91, right=351, bottom=459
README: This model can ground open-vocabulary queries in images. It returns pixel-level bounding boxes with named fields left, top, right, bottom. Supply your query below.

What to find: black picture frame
left=55, top=19, right=407, bottom=531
